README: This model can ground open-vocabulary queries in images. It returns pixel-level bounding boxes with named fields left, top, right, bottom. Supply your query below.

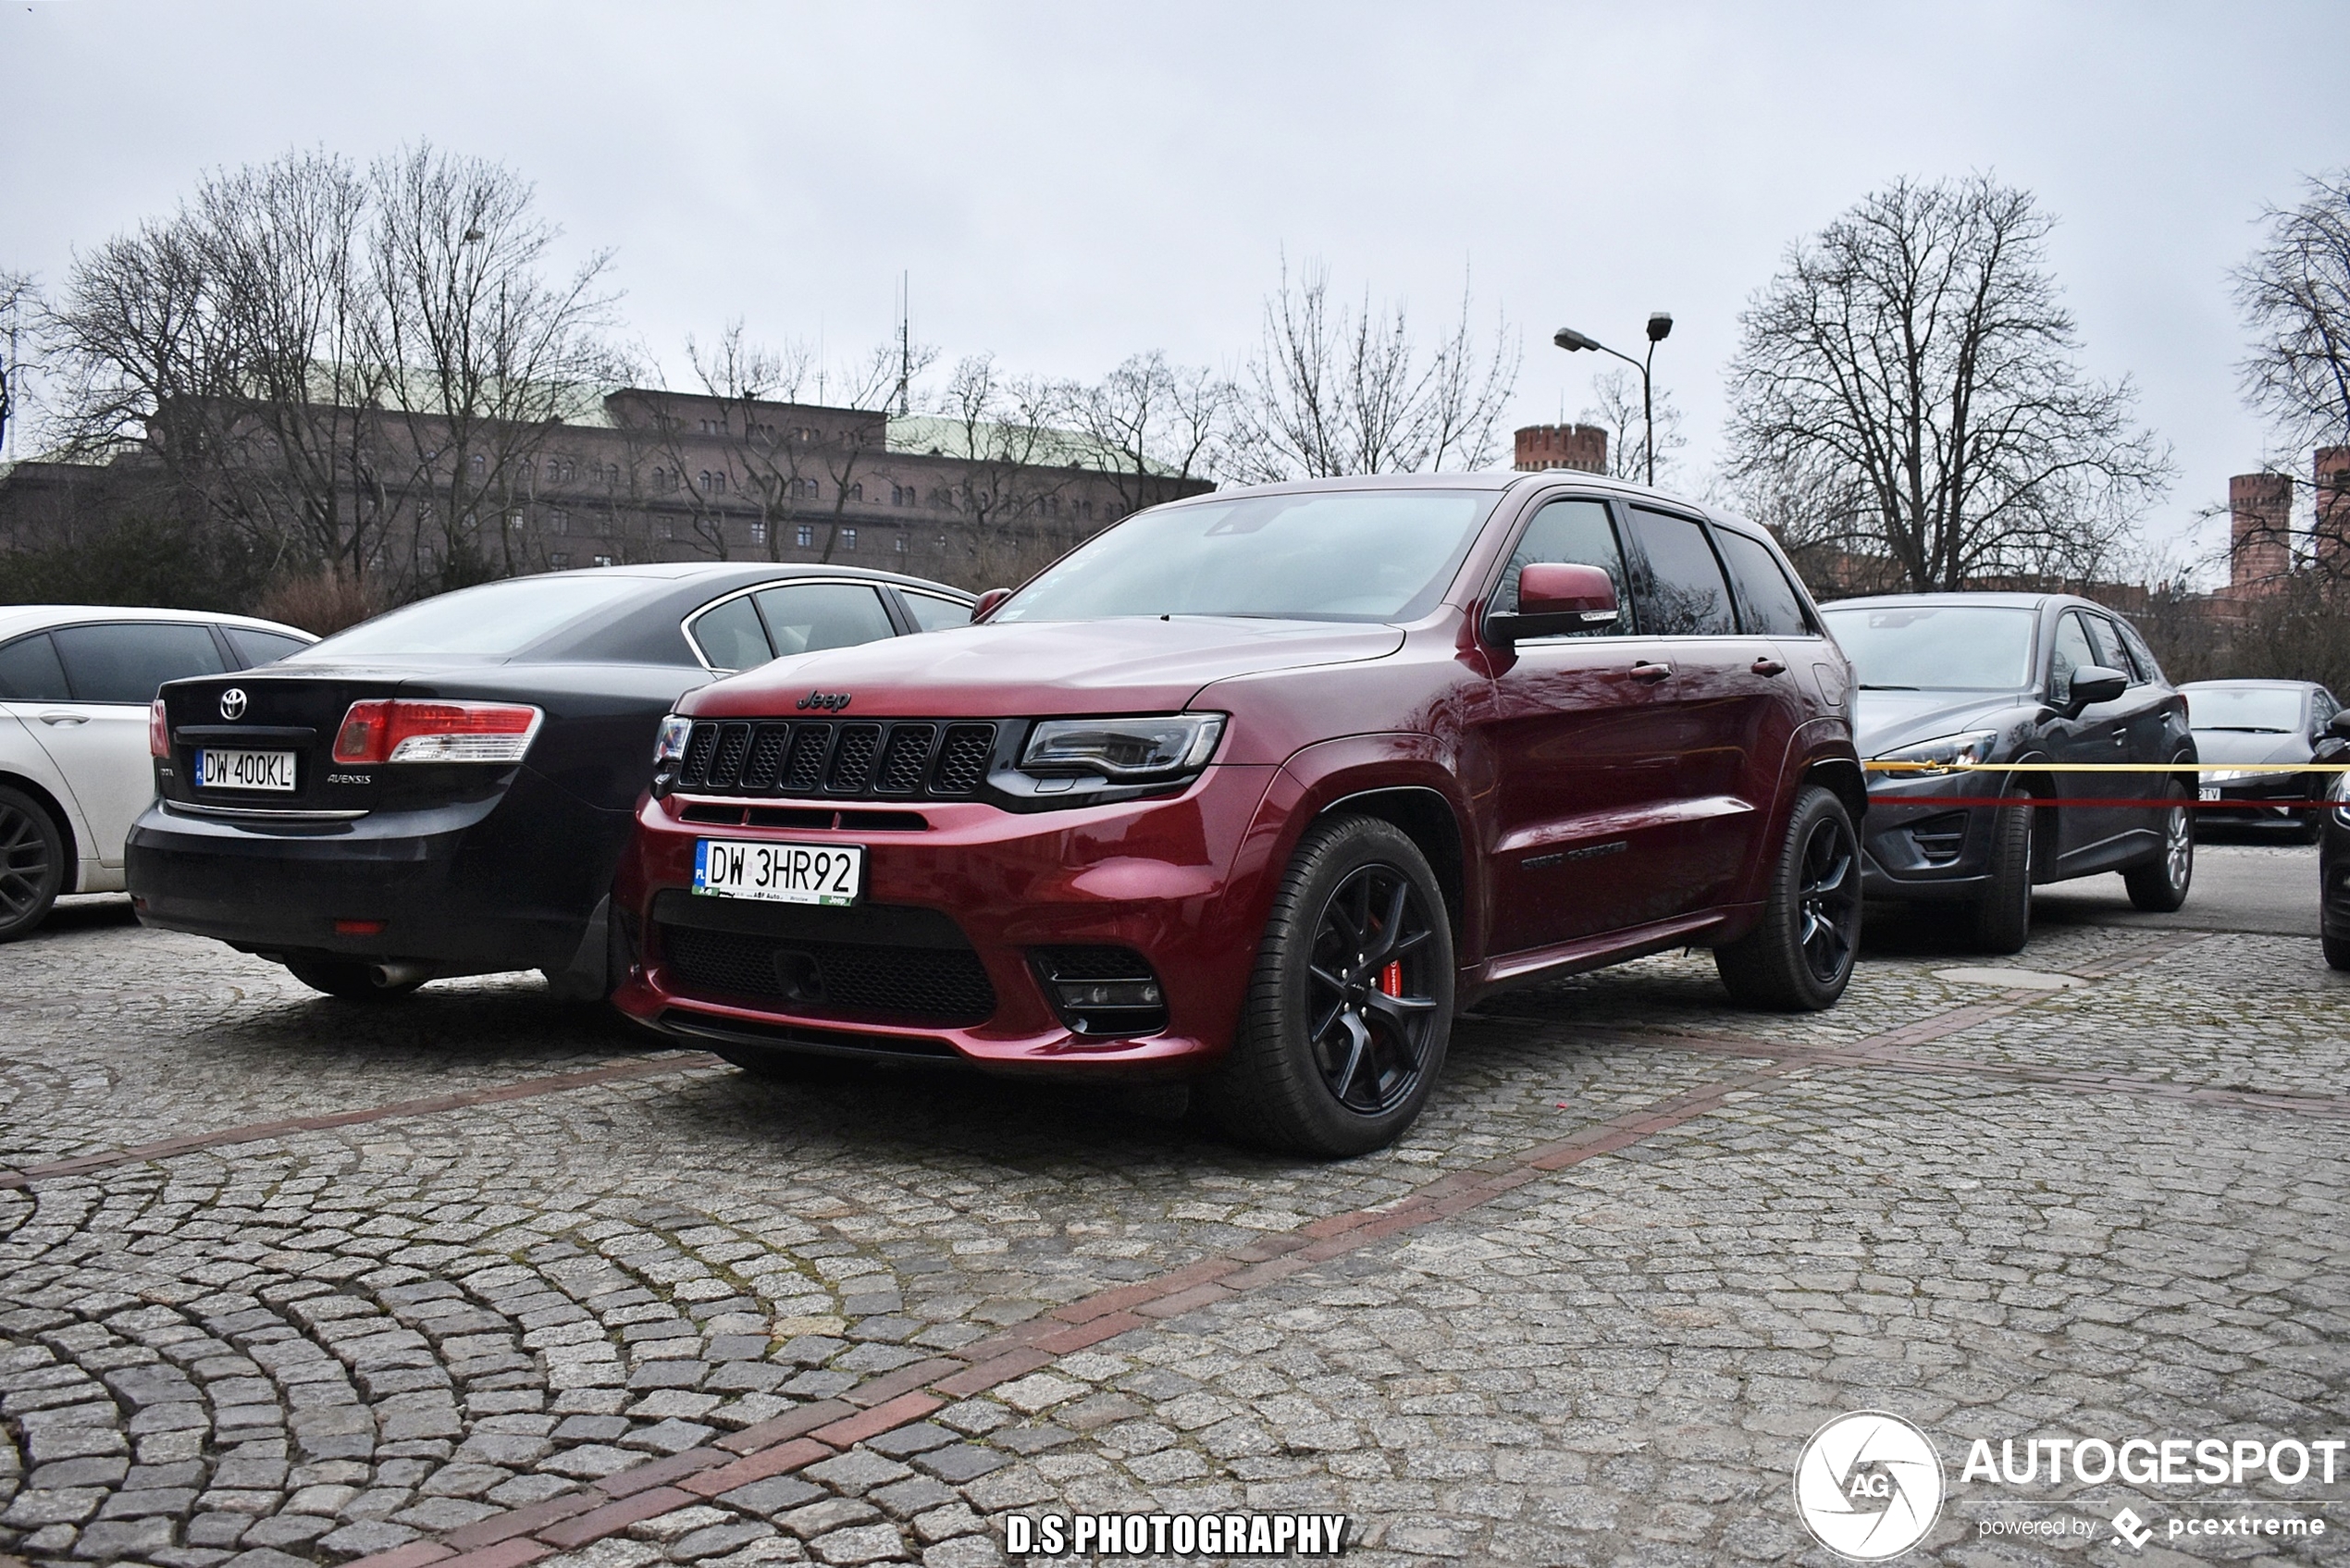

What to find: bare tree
left=1067, top=351, right=1229, bottom=517
left=1224, top=259, right=1517, bottom=483
left=1580, top=365, right=1686, bottom=485
left=365, top=142, right=623, bottom=590
left=1725, top=175, right=2170, bottom=592
left=2234, top=170, right=2350, bottom=572
left=662, top=321, right=818, bottom=561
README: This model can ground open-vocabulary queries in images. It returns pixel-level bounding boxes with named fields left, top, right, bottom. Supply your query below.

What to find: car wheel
left=1713, top=785, right=1861, bottom=1010
left=2123, top=783, right=2194, bottom=912
left=1202, top=815, right=1453, bottom=1158
left=2326, top=933, right=2350, bottom=972
left=0, top=785, right=67, bottom=944
left=283, top=954, right=427, bottom=1001
left=1969, top=787, right=2035, bottom=955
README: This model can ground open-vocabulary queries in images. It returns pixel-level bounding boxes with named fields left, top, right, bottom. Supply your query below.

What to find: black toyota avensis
left=128, top=563, right=971, bottom=998
left=1819, top=592, right=2195, bottom=953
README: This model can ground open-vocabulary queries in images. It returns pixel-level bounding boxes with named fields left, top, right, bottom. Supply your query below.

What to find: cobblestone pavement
left=1, top=848, right=2345, bottom=1568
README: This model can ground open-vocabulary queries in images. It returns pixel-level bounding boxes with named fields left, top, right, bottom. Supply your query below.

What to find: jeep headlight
left=2332, top=768, right=2350, bottom=824
left=653, top=713, right=693, bottom=769
left=1872, top=730, right=1999, bottom=780
left=1020, top=714, right=1225, bottom=783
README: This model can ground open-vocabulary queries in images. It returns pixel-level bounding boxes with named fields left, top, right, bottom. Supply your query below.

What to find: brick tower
left=2229, top=472, right=2294, bottom=593
left=1513, top=424, right=1607, bottom=474
left=2315, top=446, right=2350, bottom=578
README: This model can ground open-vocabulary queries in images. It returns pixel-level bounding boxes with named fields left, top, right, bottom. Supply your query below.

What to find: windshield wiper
left=1857, top=684, right=1919, bottom=690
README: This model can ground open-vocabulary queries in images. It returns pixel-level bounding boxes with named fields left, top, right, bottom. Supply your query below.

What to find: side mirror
left=1487, top=562, right=1618, bottom=644
left=973, top=587, right=1011, bottom=621
left=2065, top=665, right=2129, bottom=714
left=2330, top=709, right=2350, bottom=742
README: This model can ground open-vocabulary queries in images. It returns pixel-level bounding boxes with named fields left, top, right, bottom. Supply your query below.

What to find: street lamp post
left=1552, top=312, right=1673, bottom=487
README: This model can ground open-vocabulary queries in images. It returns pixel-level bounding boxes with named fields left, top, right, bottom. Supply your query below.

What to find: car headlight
left=2331, top=769, right=2350, bottom=822
left=1019, top=714, right=1224, bottom=783
left=1872, top=730, right=1999, bottom=779
left=2202, top=767, right=2267, bottom=785
left=653, top=713, right=693, bottom=769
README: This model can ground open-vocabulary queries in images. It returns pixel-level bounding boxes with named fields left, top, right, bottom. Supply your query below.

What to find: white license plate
left=2198, top=786, right=2220, bottom=801
left=197, top=748, right=298, bottom=792
left=693, top=838, right=863, bottom=906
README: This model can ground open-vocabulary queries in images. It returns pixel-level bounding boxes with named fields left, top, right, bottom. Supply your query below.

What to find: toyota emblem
left=219, top=688, right=248, bottom=720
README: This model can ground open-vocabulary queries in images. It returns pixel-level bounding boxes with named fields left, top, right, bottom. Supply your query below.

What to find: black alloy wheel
left=0, top=786, right=66, bottom=943
left=1204, top=815, right=1455, bottom=1157
left=1305, top=862, right=1444, bottom=1116
left=1715, top=784, right=1861, bottom=1010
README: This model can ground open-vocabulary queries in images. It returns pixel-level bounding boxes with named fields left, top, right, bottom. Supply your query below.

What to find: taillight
left=149, top=699, right=169, bottom=759
left=331, top=699, right=542, bottom=764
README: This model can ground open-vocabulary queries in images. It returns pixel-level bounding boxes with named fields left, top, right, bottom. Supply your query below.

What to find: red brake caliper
left=1379, top=961, right=1403, bottom=997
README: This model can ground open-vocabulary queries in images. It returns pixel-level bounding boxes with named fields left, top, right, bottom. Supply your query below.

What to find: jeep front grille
left=676, top=719, right=998, bottom=801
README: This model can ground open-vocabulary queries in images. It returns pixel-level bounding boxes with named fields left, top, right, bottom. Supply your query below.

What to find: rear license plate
left=693, top=838, right=863, bottom=906
left=196, top=748, right=298, bottom=792
left=2198, top=786, right=2220, bottom=801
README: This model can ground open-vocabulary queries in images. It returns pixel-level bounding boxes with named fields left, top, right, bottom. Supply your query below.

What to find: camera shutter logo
left=1794, top=1411, right=1945, bottom=1560
left=219, top=688, right=247, bottom=720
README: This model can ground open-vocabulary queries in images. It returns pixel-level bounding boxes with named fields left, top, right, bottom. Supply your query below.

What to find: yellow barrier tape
left=1865, top=760, right=2350, bottom=772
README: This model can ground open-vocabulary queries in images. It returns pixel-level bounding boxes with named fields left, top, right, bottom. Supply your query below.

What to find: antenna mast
left=895, top=273, right=911, bottom=417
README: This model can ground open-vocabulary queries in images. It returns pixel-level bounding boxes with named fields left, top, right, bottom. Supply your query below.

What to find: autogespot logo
left=1795, top=1411, right=1947, bottom=1560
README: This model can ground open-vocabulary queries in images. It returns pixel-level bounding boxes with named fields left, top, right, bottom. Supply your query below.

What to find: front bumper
left=1857, top=772, right=2000, bottom=901
left=125, top=769, right=632, bottom=973
left=2323, top=821, right=2350, bottom=940
left=611, top=763, right=1281, bottom=1076
left=2195, top=778, right=2320, bottom=829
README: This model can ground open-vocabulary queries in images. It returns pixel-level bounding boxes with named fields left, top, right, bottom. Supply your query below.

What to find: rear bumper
left=610, top=764, right=1282, bottom=1077
left=125, top=769, right=630, bottom=973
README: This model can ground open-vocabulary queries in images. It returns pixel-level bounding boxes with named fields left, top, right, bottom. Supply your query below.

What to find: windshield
left=295, top=574, right=649, bottom=660
left=1821, top=604, right=2039, bottom=691
left=2185, top=686, right=2306, bottom=733
left=992, top=489, right=1498, bottom=623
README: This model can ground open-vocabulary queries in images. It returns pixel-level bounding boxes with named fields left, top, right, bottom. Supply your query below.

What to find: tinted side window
left=689, top=596, right=773, bottom=671
left=2114, top=617, right=2166, bottom=686
left=1494, top=498, right=1629, bottom=636
left=902, top=592, right=973, bottom=632
left=2084, top=615, right=2137, bottom=682
left=0, top=634, right=70, bottom=701
left=1714, top=529, right=1812, bottom=637
left=223, top=627, right=310, bottom=667
left=752, top=583, right=897, bottom=656
left=2048, top=612, right=2097, bottom=708
left=51, top=623, right=227, bottom=703
left=1625, top=509, right=1735, bottom=636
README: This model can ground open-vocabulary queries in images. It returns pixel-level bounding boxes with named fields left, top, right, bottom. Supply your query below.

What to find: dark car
left=1820, top=592, right=2195, bottom=953
left=609, top=473, right=1866, bottom=1155
left=2318, top=711, right=2350, bottom=970
left=128, top=563, right=972, bottom=999
left=2179, top=679, right=2342, bottom=842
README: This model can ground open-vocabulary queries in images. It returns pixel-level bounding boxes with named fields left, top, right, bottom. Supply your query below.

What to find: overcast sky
left=5, top=1, right=2343, bottom=574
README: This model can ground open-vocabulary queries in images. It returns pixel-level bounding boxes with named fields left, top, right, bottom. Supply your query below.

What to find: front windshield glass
left=294, top=574, right=648, bottom=660
left=2185, top=686, right=2306, bottom=733
left=992, top=489, right=1498, bottom=623
left=1821, top=604, right=2039, bottom=691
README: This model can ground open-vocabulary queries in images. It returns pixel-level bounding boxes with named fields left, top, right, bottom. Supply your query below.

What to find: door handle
left=37, top=713, right=89, bottom=726
left=1751, top=657, right=1787, bottom=676
left=1631, top=661, right=1674, bottom=684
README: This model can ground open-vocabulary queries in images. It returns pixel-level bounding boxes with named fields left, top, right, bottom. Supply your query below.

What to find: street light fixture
left=1552, top=312, right=1673, bottom=487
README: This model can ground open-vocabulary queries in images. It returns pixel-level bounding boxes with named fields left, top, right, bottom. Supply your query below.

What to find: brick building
left=1512, top=424, right=1608, bottom=474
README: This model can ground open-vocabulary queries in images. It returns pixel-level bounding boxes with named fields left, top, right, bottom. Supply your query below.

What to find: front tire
left=283, top=954, right=426, bottom=1001
left=2123, top=783, right=2193, bottom=912
left=1969, top=788, right=2035, bottom=955
left=0, top=786, right=66, bottom=943
left=1714, top=785, right=1861, bottom=1010
left=1201, top=816, right=1453, bottom=1158
left=2325, top=932, right=2350, bottom=971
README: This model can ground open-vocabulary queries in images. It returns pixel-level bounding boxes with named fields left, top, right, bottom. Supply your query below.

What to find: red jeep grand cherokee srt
left=612, top=474, right=1862, bottom=1154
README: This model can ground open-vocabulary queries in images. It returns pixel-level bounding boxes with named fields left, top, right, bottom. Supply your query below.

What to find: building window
left=550, top=510, right=569, bottom=536
left=849, top=482, right=864, bottom=502
left=711, top=472, right=726, bottom=495
left=550, top=551, right=570, bottom=568
left=749, top=521, right=767, bottom=547
left=660, top=517, right=675, bottom=540
left=841, top=528, right=858, bottom=551
left=895, top=535, right=908, bottom=553
left=935, top=533, right=946, bottom=550
left=796, top=525, right=813, bottom=548
left=469, top=454, right=486, bottom=475
left=593, top=554, right=614, bottom=567
left=508, top=512, right=526, bottom=532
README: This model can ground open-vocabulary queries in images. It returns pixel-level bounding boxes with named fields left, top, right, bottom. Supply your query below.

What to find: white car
left=0, top=605, right=315, bottom=939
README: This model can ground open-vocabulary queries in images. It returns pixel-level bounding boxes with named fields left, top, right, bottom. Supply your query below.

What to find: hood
left=2188, top=728, right=2310, bottom=767
left=1853, top=688, right=2026, bottom=757
left=685, top=615, right=1407, bottom=720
